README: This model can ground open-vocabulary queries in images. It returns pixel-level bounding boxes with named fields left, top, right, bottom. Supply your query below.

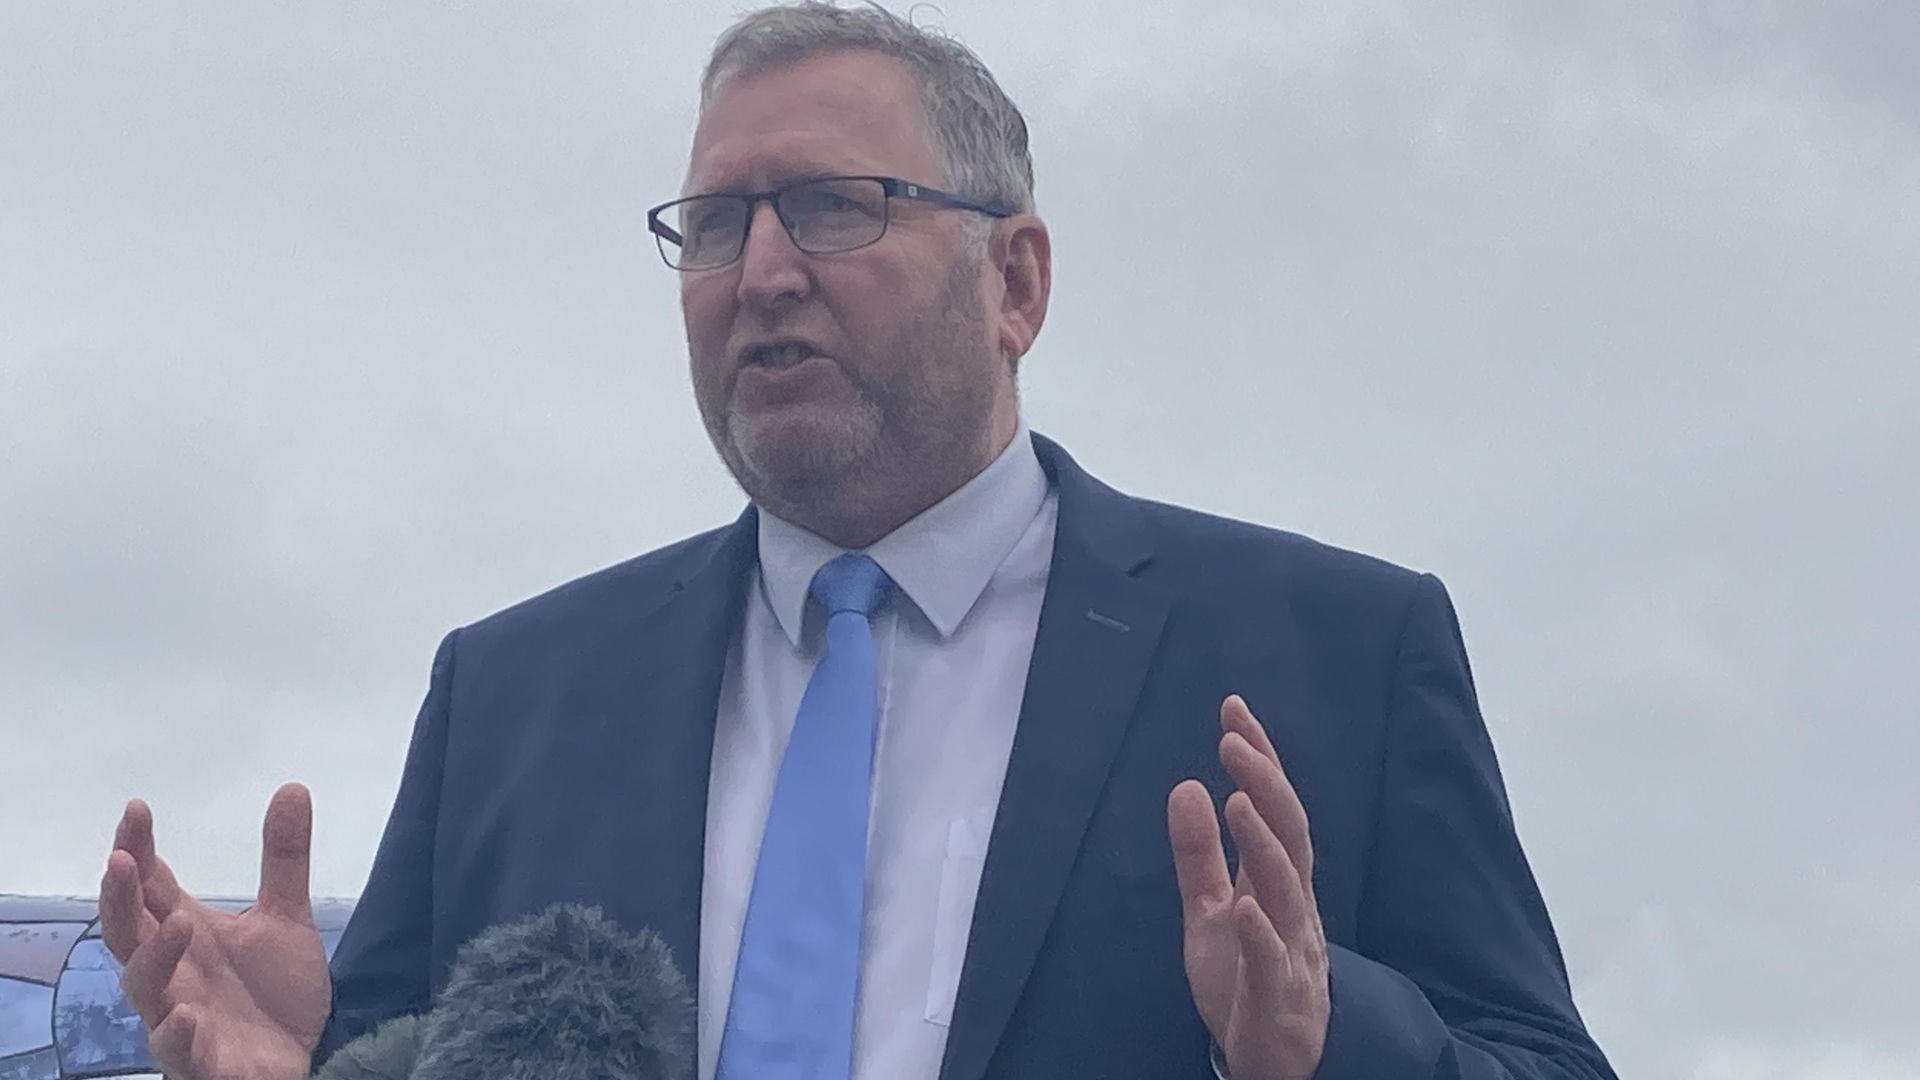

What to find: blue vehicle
left=0, top=895, right=354, bottom=1080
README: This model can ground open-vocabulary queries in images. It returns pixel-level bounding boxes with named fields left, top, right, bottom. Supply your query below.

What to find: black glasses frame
left=646, top=175, right=1012, bottom=270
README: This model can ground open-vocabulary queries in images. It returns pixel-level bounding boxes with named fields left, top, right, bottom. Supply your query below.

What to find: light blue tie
left=717, top=553, right=893, bottom=1080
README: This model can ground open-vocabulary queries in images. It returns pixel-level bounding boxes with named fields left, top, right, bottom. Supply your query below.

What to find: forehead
left=686, top=49, right=943, bottom=192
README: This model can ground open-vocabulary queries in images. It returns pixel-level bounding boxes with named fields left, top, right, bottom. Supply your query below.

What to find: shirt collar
left=756, top=424, right=1050, bottom=646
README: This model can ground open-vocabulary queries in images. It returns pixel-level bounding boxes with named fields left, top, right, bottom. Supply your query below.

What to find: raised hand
left=1168, top=696, right=1331, bottom=1080
left=99, top=782, right=332, bottom=1080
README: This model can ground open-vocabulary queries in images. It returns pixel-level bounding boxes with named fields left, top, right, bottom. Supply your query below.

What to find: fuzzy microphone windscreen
left=315, top=903, right=693, bottom=1080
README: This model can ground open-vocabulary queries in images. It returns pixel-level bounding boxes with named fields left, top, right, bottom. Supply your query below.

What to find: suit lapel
left=938, top=437, right=1170, bottom=1080
left=597, top=509, right=758, bottom=1009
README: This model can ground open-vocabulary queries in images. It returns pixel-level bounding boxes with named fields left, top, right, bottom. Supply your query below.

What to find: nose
left=735, top=200, right=810, bottom=311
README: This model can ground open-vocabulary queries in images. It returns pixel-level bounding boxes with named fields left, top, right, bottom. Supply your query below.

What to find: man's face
left=679, top=49, right=1017, bottom=526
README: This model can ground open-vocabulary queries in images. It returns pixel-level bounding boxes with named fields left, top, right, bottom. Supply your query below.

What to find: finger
left=1232, top=893, right=1294, bottom=1003
left=1168, top=780, right=1232, bottom=915
left=1221, top=697, right=1310, bottom=876
left=119, top=912, right=193, bottom=1029
left=117, top=798, right=189, bottom=922
left=257, top=782, right=314, bottom=921
left=1225, top=791, right=1314, bottom=943
left=100, top=848, right=159, bottom=963
left=146, top=1002, right=202, bottom=1079
left=1220, top=694, right=1281, bottom=765
left=114, top=798, right=155, bottom=863
left=1219, top=730, right=1317, bottom=895
left=1220, top=695, right=1284, bottom=888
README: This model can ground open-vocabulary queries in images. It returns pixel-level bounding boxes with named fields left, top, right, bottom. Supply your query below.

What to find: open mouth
left=745, top=342, right=823, bottom=369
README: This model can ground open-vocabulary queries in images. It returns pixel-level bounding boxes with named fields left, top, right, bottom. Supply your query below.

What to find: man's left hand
left=1168, top=695, right=1331, bottom=1080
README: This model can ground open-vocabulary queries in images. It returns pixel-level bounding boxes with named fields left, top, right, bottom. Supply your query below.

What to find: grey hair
left=699, top=1, right=1035, bottom=216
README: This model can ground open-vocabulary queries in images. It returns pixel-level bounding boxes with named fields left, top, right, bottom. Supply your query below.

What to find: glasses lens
left=669, top=196, right=749, bottom=269
left=780, top=178, right=887, bottom=254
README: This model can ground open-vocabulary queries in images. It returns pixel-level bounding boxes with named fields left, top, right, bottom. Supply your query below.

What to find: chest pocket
left=924, top=812, right=993, bottom=1026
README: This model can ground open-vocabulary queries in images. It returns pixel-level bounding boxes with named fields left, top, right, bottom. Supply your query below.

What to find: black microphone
left=316, top=903, right=694, bottom=1080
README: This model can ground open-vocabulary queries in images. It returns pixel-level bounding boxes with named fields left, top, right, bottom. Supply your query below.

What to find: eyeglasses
left=646, top=175, right=1010, bottom=271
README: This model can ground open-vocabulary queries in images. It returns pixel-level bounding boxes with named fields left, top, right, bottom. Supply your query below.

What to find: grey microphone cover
left=315, top=903, right=692, bottom=1080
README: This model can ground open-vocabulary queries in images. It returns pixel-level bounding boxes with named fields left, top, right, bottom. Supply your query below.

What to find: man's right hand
left=100, top=782, right=331, bottom=1080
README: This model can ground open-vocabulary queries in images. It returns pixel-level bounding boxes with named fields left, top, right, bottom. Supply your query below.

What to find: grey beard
left=720, top=386, right=885, bottom=497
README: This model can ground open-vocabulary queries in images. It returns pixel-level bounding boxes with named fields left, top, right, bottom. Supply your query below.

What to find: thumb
left=256, top=783, right=314, bottom=921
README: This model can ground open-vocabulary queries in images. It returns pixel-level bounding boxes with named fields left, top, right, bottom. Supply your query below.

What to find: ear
left=990, top=213, right=1051, bottom=370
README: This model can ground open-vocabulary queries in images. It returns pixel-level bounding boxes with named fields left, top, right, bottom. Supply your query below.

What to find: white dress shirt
left=699, top=427, right=1059, bottom=1080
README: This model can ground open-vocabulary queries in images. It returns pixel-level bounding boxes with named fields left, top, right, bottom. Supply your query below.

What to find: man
left=98, top=4, right=1616, bottom=1079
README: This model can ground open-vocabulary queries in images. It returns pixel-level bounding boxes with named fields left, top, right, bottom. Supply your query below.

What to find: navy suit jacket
left=321, top=434, right=1615, bottom=1080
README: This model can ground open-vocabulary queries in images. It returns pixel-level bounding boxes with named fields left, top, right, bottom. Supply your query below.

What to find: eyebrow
left=688, top=168, right=857, bottom=197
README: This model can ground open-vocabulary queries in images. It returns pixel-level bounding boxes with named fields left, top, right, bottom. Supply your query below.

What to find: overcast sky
left=2, top=2, right=1915, bottom=1078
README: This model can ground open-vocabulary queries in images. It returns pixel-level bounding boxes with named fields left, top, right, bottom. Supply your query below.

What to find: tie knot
left=809, top=553, right=892, bottom=618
